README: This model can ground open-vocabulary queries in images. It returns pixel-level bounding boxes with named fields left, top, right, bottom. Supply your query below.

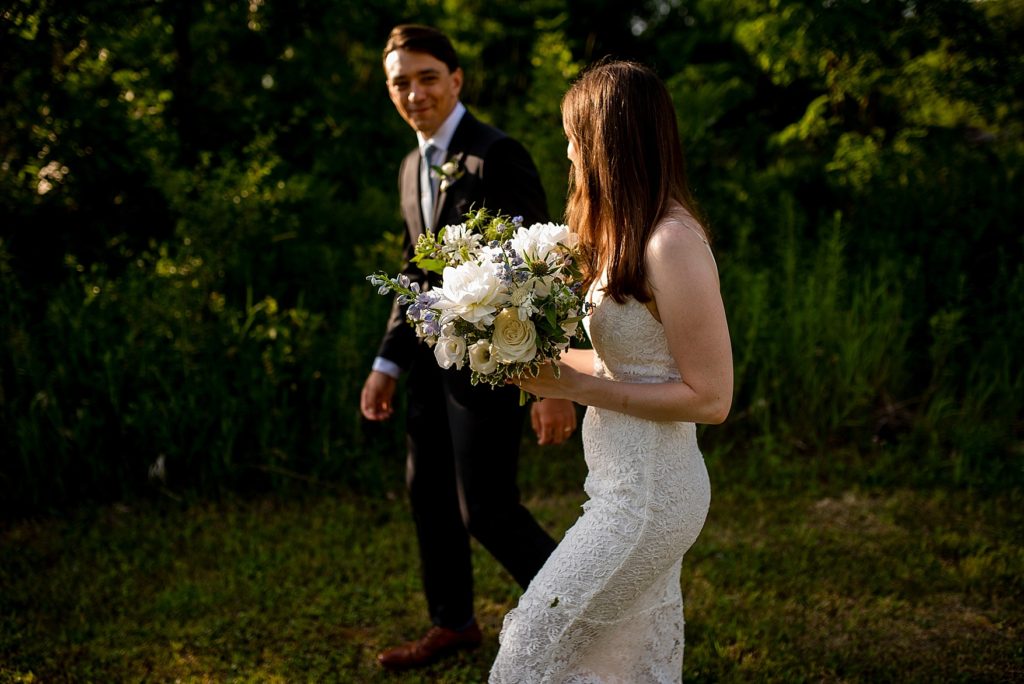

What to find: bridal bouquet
left=368, top=209, right=588, bottom=403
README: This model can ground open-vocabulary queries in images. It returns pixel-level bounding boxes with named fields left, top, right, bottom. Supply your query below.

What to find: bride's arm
left=558, top=347, right=595, bottom=375
left=519, top=225, right=733, bottom=424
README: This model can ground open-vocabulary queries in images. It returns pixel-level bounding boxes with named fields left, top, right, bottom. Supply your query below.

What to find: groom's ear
left=451, top=67, right=464, bottom=95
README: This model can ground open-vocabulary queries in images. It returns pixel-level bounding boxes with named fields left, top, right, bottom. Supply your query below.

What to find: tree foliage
left=1, top=0, right=1021, bottom=513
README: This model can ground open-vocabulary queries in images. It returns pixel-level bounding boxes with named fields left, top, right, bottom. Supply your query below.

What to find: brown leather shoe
left=377, top=623, right=483, bottom=670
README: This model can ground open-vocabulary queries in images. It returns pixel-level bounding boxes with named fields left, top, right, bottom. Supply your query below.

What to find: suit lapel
left=432, top=114, right=479, bottom=230
left=401, top=150, right=426, bottom=242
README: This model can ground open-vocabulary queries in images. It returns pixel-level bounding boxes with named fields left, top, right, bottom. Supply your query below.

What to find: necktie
left=421, top=143, right=440, bottom=230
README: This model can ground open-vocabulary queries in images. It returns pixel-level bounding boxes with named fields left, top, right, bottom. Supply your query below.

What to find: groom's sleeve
left=375, top=157, right=425, bottom=372
left=375, top=225, right=422, bottom=371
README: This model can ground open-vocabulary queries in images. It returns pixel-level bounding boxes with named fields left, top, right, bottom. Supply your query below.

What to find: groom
left=360, top=24, right=577, bottom=670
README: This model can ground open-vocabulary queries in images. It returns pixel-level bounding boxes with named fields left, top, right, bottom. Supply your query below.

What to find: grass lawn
left=2, top=463, right=1022, bottom=682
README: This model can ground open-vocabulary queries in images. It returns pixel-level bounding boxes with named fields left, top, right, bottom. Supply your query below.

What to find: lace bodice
left=586, top=278, right=681, bottom=384
left=491, top=279, right=711, bottom=683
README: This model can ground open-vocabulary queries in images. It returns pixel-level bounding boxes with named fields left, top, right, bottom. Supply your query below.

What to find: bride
left=490, top=60, right=733, bottom=683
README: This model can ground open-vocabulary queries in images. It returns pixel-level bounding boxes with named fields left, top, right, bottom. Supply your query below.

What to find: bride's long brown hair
left=562, top=60, right=703, bottom=303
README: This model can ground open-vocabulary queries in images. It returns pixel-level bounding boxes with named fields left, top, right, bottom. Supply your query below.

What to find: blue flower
left=422, top=319, right=440, bottom=337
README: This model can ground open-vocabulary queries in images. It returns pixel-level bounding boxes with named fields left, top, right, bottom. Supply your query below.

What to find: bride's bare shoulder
left=647, top=204, right=709, bottom=256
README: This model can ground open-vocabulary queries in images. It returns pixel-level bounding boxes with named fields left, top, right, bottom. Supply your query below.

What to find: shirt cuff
left=372, top=356, right=402, bottom=379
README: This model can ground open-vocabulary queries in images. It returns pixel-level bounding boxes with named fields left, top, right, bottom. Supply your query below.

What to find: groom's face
left=385, top=48, right=463, bottom=138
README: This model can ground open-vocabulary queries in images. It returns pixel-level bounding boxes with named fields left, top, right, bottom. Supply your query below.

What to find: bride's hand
left=513, top=362, right=578, bottom=401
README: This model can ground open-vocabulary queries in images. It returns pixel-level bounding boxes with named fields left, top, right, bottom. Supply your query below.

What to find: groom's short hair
left=383, top=24, right=460, bottom=74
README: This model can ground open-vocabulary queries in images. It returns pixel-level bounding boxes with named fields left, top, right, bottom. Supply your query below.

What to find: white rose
left=510, top=223, right=576, bottom=263
left=491, top=308, right=538, bottom=363
left=433, top=331, right=467, bottom=370
left=439, top=261, right=504, bottom=324
left=468, top=340, right=499, bottom=375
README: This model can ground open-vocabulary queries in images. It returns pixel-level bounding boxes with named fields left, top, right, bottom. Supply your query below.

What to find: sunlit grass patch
left=1, top=485, right=1021, bottom=682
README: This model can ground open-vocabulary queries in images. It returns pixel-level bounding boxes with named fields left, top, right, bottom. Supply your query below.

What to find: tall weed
left=719, top=202, right=910, bottom=480
left=916, top=261, right=1024, bottom=487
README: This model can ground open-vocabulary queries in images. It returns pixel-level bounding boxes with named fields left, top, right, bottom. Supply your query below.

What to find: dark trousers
left=405, top=344, right=558, bottom=629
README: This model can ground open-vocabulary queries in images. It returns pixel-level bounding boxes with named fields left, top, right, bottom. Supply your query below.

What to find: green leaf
left=410, top=256, right=446, bottom=275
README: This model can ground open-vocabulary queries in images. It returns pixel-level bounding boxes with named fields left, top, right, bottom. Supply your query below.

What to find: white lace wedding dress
left=491, top=276, right=712, bottom=684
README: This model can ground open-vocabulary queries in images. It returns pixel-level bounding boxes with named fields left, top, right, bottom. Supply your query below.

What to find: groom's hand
left=531, top=398, right=577, bottom=445
left=361, top=371, right=397, bottom=421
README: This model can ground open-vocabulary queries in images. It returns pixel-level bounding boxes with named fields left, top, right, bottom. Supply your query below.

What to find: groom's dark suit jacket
left=377, top=111, right=549, bottom=368
left=374, top=109, right=556, bottom=629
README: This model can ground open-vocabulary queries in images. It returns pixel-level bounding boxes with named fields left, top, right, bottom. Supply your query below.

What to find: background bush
left=1, top=0, right=1021, bottom=515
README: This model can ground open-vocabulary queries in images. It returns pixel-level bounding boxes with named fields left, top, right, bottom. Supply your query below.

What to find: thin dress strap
left=685, top=224, right=717, bottom=267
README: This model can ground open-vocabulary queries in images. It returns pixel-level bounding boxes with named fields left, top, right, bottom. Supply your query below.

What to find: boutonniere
left=431, top=153, right=465, bottom=193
